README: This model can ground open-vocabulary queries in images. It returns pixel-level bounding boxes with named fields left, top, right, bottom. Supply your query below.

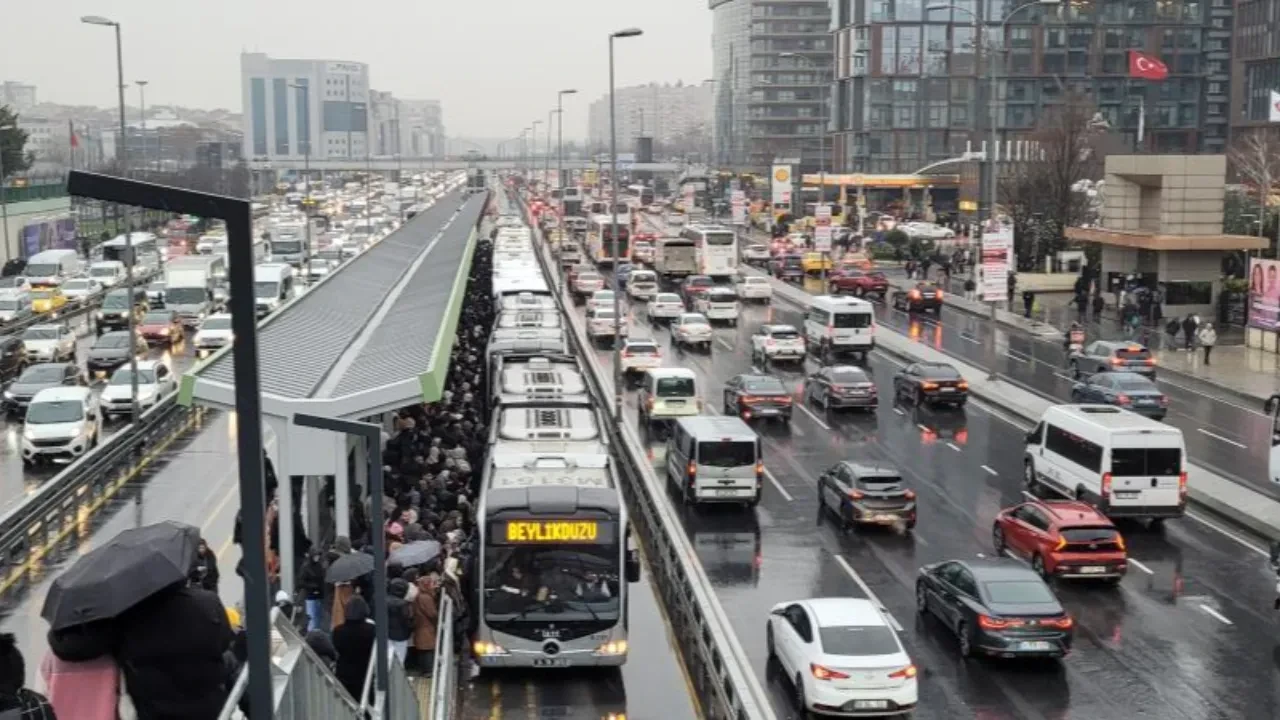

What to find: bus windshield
left=484, top=544, right=621, bottom=623
left=272, top=240, right=303, bottom=255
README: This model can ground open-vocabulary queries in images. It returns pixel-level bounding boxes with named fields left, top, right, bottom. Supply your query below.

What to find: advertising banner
left=1248, top=258, right=1280, bottom=330
left=981, top=222, right=1014, bottom=303
left=730, top=190, right=746, bottom=225
left=771, top=164, right=792, bottom=209
left=814, top=203, right=833, bottom=252
left=21, top=218, right=77, bottom=258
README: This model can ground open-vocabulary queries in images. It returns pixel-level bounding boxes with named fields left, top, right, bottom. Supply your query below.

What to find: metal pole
left=609, top=35, right=623, bottom=422
left=557, top=93, right=567, bottom=242
left=545, top=109, right=553, bottom=191
left=114, top=24, right=128, bottom=173
left=226, top=204, right=274, bottom=720
left=0, top=151, right=9, bottom=254
left=136, top=81, right=148, bottom=173
left=301, top=85, right=311, bottom=272
left=106, top=24, right=140, bottom=422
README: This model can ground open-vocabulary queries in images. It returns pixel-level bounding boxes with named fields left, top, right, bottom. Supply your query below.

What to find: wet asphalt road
left=570, top=288, right=1280, bottom=720
left=860, top=266, right=1279, bottom=501
left=0, top=312, right=202, bottom=515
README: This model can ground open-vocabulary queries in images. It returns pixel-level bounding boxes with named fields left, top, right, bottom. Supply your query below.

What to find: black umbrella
left=42, top=520, right=201, bottom=631
left=388, top=540, right=441, bottom=568
left=326, top=552, right=375, bottom=583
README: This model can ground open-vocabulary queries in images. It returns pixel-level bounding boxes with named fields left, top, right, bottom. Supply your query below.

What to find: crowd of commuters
left=9, top=213, right=499, bottom=719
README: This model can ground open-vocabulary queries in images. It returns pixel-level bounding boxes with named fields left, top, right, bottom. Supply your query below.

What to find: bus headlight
left=595, top=640, right=628, bottom=656
left=473, top=641, right=508, bottom=657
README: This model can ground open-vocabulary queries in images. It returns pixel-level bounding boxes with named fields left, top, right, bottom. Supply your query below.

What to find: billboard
left=21, top=218, right=77, bottom=258
left=730, top=190, right=746, bottom=225
left=771, top=164, right=792, bottom=208
left=1248, top=258, right=1280, bottom=330
left=814, top=204, right=833, bottom=252
left=981, top=222, right=1014, bottom=303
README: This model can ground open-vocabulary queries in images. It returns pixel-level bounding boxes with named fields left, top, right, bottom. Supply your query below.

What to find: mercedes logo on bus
left=542, top=641, right=561, bottom=657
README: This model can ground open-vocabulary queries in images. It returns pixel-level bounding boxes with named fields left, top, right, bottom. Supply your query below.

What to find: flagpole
left=1137, top=94, right=1145, bottom=151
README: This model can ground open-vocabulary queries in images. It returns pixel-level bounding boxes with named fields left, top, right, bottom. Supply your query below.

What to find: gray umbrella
left=326, top=551, right=375, bottom=583
left=388, top=540, right=441, bottom=568
left=41, top=520, right=201, bottom=631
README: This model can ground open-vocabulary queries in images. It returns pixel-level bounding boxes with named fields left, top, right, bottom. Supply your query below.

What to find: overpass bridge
left=248, top=157, right=686, bottom=173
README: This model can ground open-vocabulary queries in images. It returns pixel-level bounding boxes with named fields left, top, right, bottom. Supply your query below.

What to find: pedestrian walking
left=1165, top=318, right=1180, bottom=349
left=963, top=276, right=976, bottom=301
left=1197, top=322, right=1217, bottom=365
left=1181, top=314, right=1199, bottom=352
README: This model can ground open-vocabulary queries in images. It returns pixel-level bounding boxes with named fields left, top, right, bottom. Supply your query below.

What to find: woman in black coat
left=331, top=596, right=375, bottom=702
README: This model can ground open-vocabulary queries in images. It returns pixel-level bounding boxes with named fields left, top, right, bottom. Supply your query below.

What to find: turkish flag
left=1129, top=51, right=1169, bottom=80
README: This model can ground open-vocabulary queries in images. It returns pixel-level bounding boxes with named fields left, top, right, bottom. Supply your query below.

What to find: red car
left=827, top=269, right=889, bottom=298
left=138, top=310, right=184, bottom=347
left=992, top=500, right=1127, bottom=582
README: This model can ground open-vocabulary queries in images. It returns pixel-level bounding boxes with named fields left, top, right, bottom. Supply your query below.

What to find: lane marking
left=832, top=554, right=903, bottom=632
left=892, top=407, right=905, bottom=415
left=1185, top=511, right=1270, bottom=558
left=796, top=404, right=832, bottom=430
left=1198, top=604, right=1234, bottom=625
left=946, top=442, right=962, bottom=452
left=981, top=464, right=999, bottom=476
left=1004, top=350, right=1029, bottom=363
left=1127, top=558, right=1154, bottom=575
left=1196, top=427, right=1247, bottom=449
left=763, top=468, right=795, bottom=502
left=716, top=337, right=734, bottom=351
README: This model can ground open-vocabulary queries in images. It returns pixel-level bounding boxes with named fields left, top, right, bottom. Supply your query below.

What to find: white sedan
left=734, top=275, right=773, bottom=302
left=767, top=598, right=918, bottom=716
left=586, top=307, right=628, bottom=340
left=645, top=293, right=686, bottom=323
left=671, top=313, right=713, bottom=351
left=740, top=243, right=771, bottom=263
left=900, top=221, right=955, bottom=239
left=61, top=277, right=104, bottom=304
left=586, top=289, right=625, bottom=315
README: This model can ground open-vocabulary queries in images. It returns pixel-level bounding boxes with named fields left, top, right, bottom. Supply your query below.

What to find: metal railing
left=429, top=593, right=457, bottom=720
left=358, top=635, right=424, bottom=719
left=217, top=608, right=364, bottom=720
left=513, top=191, right=774, bottom=720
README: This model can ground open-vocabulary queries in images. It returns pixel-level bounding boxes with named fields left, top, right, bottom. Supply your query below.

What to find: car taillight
left=903, top=490, right=916, bottom=500
left=1042, top=616, right=1074, bottom=630
left=1179, top=471, right=1188, bottom=498
left=921, top=381, right=939, bottom=390
left=1145, top=358, right=1157, bottom=366
left=810, top=663, right=849, bottom=681
left=686, top=461, right=697, bottom=477
left=622, top=350, right=632, bottom=358
left=934, top=290, right=944, bottom=300
left=1101, top=472, right=1112, bottom=496
left=888, top=665, right=917, bottom=680
left=1054, top=536, right=1068, bottom=552
left=1116, top=534, right=1127, bottom=552
left=1116, top=393, right=1131, bottom=405
left=646, top=397, right=654, bottom=410
left=957, top=381, right=969, bottom=391
left=1158, top=396, right=1169, bottom=406
left=1111, top=357, right=1126, bottom=365
left=755, top=460, right=764, bottom=477
left=978, top=615, right=1014, bottom=630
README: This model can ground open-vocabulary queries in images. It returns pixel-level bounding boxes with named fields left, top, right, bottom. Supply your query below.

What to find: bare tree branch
left=1228, top=129, right=1280, bottom=237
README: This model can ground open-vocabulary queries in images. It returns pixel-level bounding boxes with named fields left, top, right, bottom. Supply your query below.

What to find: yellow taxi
left=30, top=286, right=68, bottom=315
left=801, top=252, right=833, bottom=273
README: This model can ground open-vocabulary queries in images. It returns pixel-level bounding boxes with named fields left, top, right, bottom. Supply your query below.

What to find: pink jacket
left=41, top=651, right=122, bottom=720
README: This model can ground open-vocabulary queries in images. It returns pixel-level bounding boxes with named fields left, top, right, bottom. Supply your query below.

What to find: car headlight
left=3, top=390, right=13, bottom=400
left=159, top=328, right=169, bottom=335
left=22, top=427, right=35, bottom=441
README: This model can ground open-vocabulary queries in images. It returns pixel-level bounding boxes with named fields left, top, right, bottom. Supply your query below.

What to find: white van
left=665, top=416, right=761, bottom=506
left=637, top=368, right=700, bottom=431
left=24, top=250, right=83, bottom=287
left=253, top=263, right=295, bottom=317
left=21, top=386, right=101, bottom=467
left=88, top=260, right=127, bottom=288
left=1024, top=405, right=1187, bottom=521
left=803, top=295, right=876, bottom=360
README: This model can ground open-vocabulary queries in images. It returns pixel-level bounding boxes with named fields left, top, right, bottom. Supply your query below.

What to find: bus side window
left=1026, top=421, right=1045, bottom=447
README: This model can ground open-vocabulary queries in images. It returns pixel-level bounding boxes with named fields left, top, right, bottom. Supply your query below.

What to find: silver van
left=665, top=416, right=761, bottom=507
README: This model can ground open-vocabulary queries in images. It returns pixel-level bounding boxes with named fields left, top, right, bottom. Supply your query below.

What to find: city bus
left=586, top=214, right=631, bottom=266
left=473, top=454, right=641, bottom=669
left=626, top=184, right=655, bottom=206
left=101, top=232, right=161, bottom=272
left=680, top=223, right=739, bottom=279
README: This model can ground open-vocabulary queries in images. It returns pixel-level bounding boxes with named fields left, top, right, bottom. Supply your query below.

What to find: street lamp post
left=780, top=51, right=829, bottom=286
left=530, top=120, right=542, bottom=183
left=288, top=83, right=312, bottom=271
left=545, top=109, right=554, bottom=191
left=556, top=89, right=578, bottom=243
left=135, top=80, right=148, bottom=172
left=609, top=28, right=643, bottom=422
left=82, top=14, right=139, bottom=424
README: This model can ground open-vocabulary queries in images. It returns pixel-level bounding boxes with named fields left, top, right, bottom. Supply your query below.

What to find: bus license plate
left=1114, top=491, right=1139, bottom=499
left=1017, top=641, right=1052, bottom=652
left=532, top=658, right=570, bottom=667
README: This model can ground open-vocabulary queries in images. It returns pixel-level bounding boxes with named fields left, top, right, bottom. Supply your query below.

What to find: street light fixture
left=82, top=13, right=139, bottom=424
left=609, top=27, right=643, bottom=422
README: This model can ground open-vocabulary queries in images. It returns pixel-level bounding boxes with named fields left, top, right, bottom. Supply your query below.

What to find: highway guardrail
left=0, top=393, right=204, bottom=601
left=1, top=267, right=161, bottom=337
left=515, top=192, right=774, bottom=720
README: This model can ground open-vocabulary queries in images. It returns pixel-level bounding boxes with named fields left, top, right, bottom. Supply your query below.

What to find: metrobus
left=586, top=214, right=631, bottom=266
left=1266, top=395, right=1280, bottom=486
left=101, top=233, right=161, bottom=272
left=473, top=453, right=640, bottom=669
left=680, top=224, right=738, bottom=278
left=626, top=184, right=655, bottom=206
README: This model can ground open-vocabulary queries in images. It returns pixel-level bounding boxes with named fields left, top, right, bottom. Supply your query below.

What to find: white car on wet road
left=587, top=306, right=628, bottom=341
left=627, top=270, right=659, bottom=301
left=620, top=337, right=663, bottom=377
left=645, top=293, right=685, bottom=323
left=671, top=313, right=713, bottom=351
left=735, top=275, right=774, bottom=302
left=693, top=287, right=740, bottom=326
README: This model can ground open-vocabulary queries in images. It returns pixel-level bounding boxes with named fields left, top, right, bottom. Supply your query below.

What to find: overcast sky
left=4, top=0, right=713, bottom=140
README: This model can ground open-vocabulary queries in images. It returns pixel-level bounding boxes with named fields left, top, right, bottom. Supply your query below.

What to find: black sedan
left=916, top=558, right=1074, bottom=659
left=1070, top=371, right=1168, bottom=420
left=892, top=362, right=967, bottom=407
left=817, top=462, right=917, bottom=530
left=680, top=275, right=715, bottom=307
left=891, top=282, right=944, bottom=314
left=723, top=374, right=793, bottom=424
left=802, top=365, right=877, bottom=411
left=86, top=331, right=146, bottom=376
left=3, top=362, right=84, bottom=414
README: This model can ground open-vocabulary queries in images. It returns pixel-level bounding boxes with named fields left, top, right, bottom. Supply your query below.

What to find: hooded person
left=304, top=631, right=339, bottom=673
left=331, top=596, right=375, bottom=703
left=386, top=578, right=415, bottom=663
left=40, top=621, right=129, bottom=720
left=410, top=574, right=440, bottom=675
left=0, top=633, right=57, bottom=719
left=111, top=582, right=233, bottom=720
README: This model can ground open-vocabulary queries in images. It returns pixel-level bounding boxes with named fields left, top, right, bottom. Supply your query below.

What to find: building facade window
left=251, top=78, right=267, bottom=156
left=273, top=79, right=290, bottom=155
left=295, top=79, right=310, bottom=156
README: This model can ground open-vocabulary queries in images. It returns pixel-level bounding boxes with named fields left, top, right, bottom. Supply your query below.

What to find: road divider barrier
left=517, top=194, right=774, bottom=720
left=2, top=267, right=161, bottom=337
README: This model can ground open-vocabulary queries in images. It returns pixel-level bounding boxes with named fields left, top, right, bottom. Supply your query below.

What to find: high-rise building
left=829, top=0, right=1229, bottom=175
left=585, top=82, right=713, bottom=153
left=1, top=81, right=37, bottom=112
left=1232, top=0, right=1280, bottom=142
left=710, top=0, right=832, bottom=172
left=397, top=99, right=446, bottom=159
left=240, top=52, right=370, bottom=162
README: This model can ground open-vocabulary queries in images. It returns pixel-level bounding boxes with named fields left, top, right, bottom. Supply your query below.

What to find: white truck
left=164, top=255, right=225, bottom=326
left=654, top=237, right=697, bottom=282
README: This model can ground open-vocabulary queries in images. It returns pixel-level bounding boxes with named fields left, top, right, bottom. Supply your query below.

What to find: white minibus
left=802, top=295, right=876, bottom=360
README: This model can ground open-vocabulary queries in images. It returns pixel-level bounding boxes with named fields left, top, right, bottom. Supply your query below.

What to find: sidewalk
left=1154, top=345, right=1280, bottom=402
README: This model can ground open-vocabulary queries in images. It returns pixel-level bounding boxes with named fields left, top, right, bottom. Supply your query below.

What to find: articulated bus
left=586, top=214, right=631, bottom=266
left=680, top=224, right=739, bottom=278
left=474, top=454, right=641, bottom=669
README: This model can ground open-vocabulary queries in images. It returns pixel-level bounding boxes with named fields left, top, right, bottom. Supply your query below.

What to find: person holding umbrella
left=40, top=620, right=128, bottom=720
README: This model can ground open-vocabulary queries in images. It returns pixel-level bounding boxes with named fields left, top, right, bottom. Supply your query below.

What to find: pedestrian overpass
left=248, top=157, right=684, bottom=173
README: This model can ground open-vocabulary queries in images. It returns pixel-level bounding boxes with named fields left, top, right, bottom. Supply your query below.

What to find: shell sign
left=771, top=164, right=793, bottom=208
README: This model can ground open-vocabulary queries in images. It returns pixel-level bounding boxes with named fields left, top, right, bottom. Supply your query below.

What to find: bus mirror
left=625, top=549, right=641, bottom=583
left=1266, top=396, right=1278, bottom=414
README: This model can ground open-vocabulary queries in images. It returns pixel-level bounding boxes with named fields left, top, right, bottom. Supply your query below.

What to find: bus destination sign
left=500, top=520, right=613, bottom=544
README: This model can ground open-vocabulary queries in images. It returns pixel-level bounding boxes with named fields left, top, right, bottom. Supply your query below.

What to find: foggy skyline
left=3, top=0, right=712, bottom=141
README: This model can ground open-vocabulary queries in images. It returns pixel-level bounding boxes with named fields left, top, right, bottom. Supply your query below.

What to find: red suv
left=992, top=500, right=1127, bottom=582
left=828, top=269, right=889, bottom=298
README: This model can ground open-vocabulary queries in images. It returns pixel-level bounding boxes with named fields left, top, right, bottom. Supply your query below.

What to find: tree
left=998, top=96, right=1115, bottom=270
left=0, top=105, right=33, bottom=180
left=1227, top=128, right=1280, bottom=249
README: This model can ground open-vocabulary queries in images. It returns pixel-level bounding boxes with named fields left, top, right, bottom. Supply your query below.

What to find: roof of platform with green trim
left=179, top=190, right=486, bottom=419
